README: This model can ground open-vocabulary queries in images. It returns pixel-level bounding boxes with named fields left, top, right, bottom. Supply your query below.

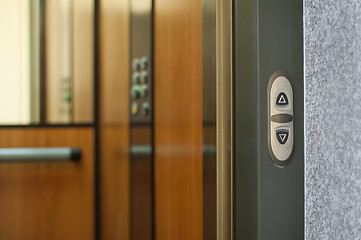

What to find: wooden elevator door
left=154, top=0, right=203, bottom=239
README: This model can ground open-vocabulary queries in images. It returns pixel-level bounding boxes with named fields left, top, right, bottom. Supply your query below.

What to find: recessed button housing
left=131, top=85, right=142, bottom=99
left=132, top=58, right=141, bottom=71
left=140, top=57, right=148, bottom=70
left=133, top=73, right=141, bottom=84
left=268, top=71, right=294, bottom=167
left=131, top=102, right=139, bottom=115
left=142, top=102, right=150, bottom=116
left=141, top=85, right=148, bottom=98
left=141, top=72, right=148, bottom=84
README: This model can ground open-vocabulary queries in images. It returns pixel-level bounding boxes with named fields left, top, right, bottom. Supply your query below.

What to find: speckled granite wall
left=304, top=0, right=361, bottom=239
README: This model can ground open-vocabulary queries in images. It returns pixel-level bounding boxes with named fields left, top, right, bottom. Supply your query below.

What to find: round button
left=141, top=72, right=149, bottom=84
left=63, top=92, right=72, bottom=102
left=132, top=73, right=141, bottom=84
left=131, top=85, right=142, bottom=99
left=141, top=85, right=148, bottom=98
left=140, top=57, right=148, bottom=70
left=131, top=102, right=139, bottom=115
left=132, top=58, right=141, bottom=71
left=142, top=103, right=150, bottom=116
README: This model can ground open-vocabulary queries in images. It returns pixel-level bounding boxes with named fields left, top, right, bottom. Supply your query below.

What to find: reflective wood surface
left=154, top=0, right=203, bottom=238
left=0, top=127, right=94, bottom=240
left=99, top=0, right=130, bottom=239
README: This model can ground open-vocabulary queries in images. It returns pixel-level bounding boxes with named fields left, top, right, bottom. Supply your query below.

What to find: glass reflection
left=0, top=0, right=93, bottom=125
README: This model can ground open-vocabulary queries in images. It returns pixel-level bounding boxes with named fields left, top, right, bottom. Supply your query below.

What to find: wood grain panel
left=0, top=127, right=94, bottom=240
left=154, top=0, right=203, bottom=239
left=99, top=0, right=130, bottom=239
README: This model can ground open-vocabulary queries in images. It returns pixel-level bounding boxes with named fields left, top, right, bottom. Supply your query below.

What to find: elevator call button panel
left=268, top=71, right=294, bottom=167
left=131, top=56, right=152, bottom=122
left=129, top=1, right=153, bottom=124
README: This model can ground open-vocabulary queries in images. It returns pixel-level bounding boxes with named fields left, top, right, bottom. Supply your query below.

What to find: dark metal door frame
left=202, top=0, right=304, bottom=239
left=203, top=0, right=233, bottom=239
left=234, top=0, right=304, bottom=239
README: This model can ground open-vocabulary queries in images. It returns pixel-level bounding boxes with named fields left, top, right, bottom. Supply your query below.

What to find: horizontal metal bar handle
left=130, top=145, right=152, bottom=157
left=0, top=148, right=81, bottom=162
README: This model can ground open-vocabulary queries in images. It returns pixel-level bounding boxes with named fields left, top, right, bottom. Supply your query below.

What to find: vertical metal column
left=129, top=0, right=154, bottom=239
left=216, top=0, right=233, bottom=239
left=30, top=0, right=45, bottom=124
left=202, top=0, right=217, bottom=239
left=203, top=0, right=233, bottom=239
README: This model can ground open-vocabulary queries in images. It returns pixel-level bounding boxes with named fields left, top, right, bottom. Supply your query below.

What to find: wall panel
left=154, top=0, right=203, bottom=238
left=99, top=0, right=130, bottom=239
left=305, top=1, right=361, bottom=238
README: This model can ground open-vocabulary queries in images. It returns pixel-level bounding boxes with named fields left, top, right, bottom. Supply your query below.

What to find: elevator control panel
left=131, top=56, right=152, bottom=122
left=129, top=0, right=153, bottom=124
left=129, top=0, right=154, bottom=238
left=268, top=71, right=294, bottom=167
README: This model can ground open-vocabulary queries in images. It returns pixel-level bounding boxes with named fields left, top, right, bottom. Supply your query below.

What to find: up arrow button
left=276, top=92, right=289, bottom=106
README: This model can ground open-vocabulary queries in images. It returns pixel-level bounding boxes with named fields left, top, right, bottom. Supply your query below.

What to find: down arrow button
left=276, top=129, right=289, bottom=145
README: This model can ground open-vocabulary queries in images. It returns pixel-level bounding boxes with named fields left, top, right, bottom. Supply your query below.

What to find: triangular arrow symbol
left=276, top=92, right=289, bottom=106
left=276, top=129, right=289, bottom=145
left=279, top=95, right=286, bottom=104
left=279, top=134, right=287, bottom=142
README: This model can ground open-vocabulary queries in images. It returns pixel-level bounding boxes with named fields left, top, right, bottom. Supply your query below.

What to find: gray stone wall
left=304, top=0, right=361, bottom=239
